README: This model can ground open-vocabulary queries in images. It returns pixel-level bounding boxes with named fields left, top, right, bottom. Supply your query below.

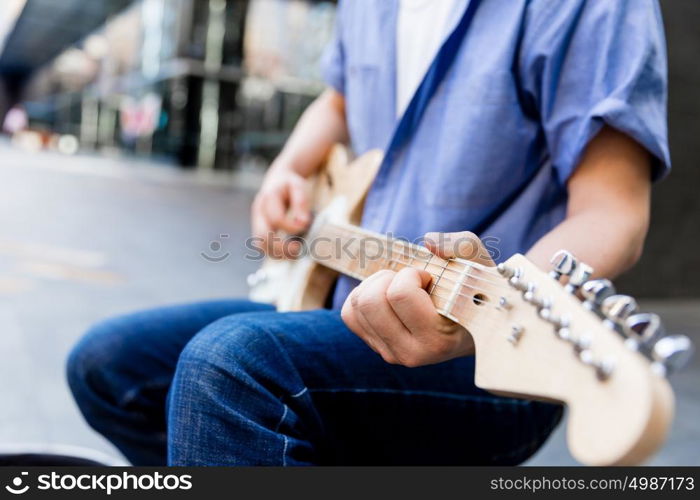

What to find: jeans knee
left=178, top=315, right=261, bottom=371
left=174, top=313, right=282, bottom=394
left=66, top=316, right=137, bottom=405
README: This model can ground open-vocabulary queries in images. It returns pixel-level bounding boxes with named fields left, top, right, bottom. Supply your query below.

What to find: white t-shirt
left=396, top=0, right=468, bottom=117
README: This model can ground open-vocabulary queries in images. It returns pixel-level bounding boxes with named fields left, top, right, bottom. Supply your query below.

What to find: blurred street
left=0, top=140, right=259, bottom=463
left=0, top=142, right=698, bottom=465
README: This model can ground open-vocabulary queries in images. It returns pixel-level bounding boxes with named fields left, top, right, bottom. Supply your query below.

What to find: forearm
left=271, top=88, right=349, bottom=178
left=526, top=209, right=649, bottom=279
left=526, top=127, right=652, bottom=280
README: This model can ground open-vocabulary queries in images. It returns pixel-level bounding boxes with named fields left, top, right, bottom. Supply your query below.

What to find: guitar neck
left=312, top=222, right=438, bottom=280
left=310, top=222, right=505, bottom=328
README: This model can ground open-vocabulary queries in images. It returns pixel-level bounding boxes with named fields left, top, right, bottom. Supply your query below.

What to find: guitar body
left=249, top=145, right=383, bottom=310
left=248, top=145, right=681, bottom=466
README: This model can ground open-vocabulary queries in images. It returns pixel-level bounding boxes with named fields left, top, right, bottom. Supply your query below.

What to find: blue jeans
left=67, top=299, right=562, bottom=466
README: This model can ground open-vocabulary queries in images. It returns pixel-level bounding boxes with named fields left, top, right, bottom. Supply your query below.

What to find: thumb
left=423, top=231, right=495, bottom=267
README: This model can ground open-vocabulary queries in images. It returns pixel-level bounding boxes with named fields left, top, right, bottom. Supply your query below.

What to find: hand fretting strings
left=328, top=224, right=509, bottom=286
left=316, top=224, right=514, bottom=313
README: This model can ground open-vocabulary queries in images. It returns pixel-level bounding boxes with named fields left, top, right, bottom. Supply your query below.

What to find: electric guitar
left=248, top=145, right=694, bottom=466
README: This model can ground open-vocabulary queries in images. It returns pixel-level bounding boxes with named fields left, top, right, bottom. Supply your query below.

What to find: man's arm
left=269, top=89, right=349, bottom=178
left=251, top=89, right=347, bottom=256
left=341, top=126, right=654, bottom=367
left=527, top=126, right=652, bottom=278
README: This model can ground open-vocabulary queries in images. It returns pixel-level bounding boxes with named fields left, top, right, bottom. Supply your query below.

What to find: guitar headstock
left=466, top=250, right=693, bottom=465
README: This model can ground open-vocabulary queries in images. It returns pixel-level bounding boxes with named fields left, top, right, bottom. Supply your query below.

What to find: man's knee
left=66, top=316, right=143, bottom=404
left=175, top=313, right=274, bottom=380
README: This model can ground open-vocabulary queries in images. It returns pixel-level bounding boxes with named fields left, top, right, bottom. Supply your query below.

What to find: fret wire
left=415, top=258, right=507, bottom=290
left=428, top=284, right=491, bottom=307
left=386, top=256, right=506, bottom=300
left=319, top=230, right=499, bottom=314
left=384, top=250, right=508, bottom=292
left=432, top=282, right=515, bottom=325
left=331, top=256, right=495, bottom=309
left=328, top=249, right=495, bottom=308
left=378, top=230, right=506, bottom=281
left=384, top=232, right=508, bottom=288
left=335, top=241, right=507, bottom=297
left=429, top=260, right=448, bottom=295
left=327, top=225, right=510, bottom=291
left=416, top=256, right=507, bottom=289
left=381, top=255, right=495, bottom=304
left=338, top=248, right=507, bottom=298
left=325, top=228, right=504, bottom=318
left=428, top=283, right=497, bottom=310
left=387, top=258, right=499, bottom=307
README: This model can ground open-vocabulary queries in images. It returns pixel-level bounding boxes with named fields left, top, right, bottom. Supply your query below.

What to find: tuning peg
left=523, top=283, right=547, bottom=309
left=507, top=268, right=528, bottom=292
left=595, top=358, right=615, bottom=381
left=652, top=335, right=695, bottom=376
left=565, top=262, right=593, bottom=294
left=600, top=294, right=638, bottom=330
left=497, top=263, right=515, bottom=279
left=549, top=250, right=577, bottom=280
left=580, top=279, right=616, bottom=311
left=625, top=313, right=665, bottom=346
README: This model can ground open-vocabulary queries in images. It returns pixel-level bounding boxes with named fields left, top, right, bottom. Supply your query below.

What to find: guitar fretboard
left=311, top=222, right=505, bottom=325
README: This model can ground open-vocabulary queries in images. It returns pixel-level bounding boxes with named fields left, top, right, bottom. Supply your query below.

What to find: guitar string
left=329, top=226, right=513, bottom=291
left=413, top=283, right=509, bottom=330
left=313, top=232, right=514, bottom=321
left=332, top=225, right=513, bottom=291
left=364, top=230, right=507, bottom=288
left=332, top=248, right=500, bottom=309
left=341, top=251, right=508, bottom=303
left=393, top=249, right=510, bottom=289
left=329, top=227, right=515, bottom=295
left=339, top=249, right=506, bottom=310
left=315, top=228, right=571, bottom=336
left=332, top=241, right=515, bottom=302
left=389, top=264, right=497, bottom=309
left=386, top=257, right=503, bottom=309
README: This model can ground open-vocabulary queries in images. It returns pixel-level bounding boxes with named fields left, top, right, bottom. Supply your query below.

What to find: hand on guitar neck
left=341, top=231, right=495, bottom=367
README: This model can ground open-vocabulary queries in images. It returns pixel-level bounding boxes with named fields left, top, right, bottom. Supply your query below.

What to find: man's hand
left=251, top=166, right=311, bottom=258
left=249, top=89, right=348, bottom=259
left=341, top=231, right=494, bottom=367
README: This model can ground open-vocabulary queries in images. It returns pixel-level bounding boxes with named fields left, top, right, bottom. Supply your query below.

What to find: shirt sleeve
left=518, top=0, right=670, bottom=183
left=320, top=1, right=346, bottom=94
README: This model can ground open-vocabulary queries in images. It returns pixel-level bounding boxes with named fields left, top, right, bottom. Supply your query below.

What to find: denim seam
left=282, top=436, right=289, bottom=467
left=118, top=376, right=173, bottom=408
left=307, top=387, right=530, bottom=405
left=290, top=387, right=308, bottom=399
left=274, top=404, right=289, bottom=433
left=275, top=403, right=290, bottom=466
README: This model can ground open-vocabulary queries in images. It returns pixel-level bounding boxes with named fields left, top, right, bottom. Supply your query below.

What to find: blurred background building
left=0, top=0, right=334, bottom=170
